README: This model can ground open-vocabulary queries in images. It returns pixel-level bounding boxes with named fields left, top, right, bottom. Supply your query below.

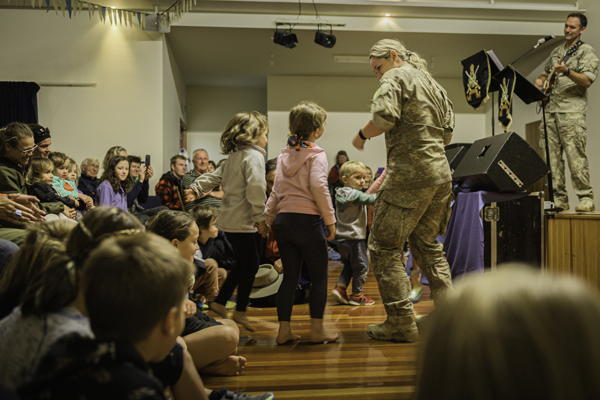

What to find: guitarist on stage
left=534, top=12, right=599, bottom=212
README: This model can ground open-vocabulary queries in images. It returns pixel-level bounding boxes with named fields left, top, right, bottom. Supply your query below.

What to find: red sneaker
left=348, top=293, right=375, bottom=306
left=331, top=286, right=349, bottom=305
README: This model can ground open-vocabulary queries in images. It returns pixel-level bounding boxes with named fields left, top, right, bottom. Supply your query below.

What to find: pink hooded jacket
left=265, top=143, right=335, bottom=227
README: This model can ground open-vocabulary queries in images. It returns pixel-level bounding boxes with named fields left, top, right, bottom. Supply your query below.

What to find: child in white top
left=185, top=111, right=269, bottom=332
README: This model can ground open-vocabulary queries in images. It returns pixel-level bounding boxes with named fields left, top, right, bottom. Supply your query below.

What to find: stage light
left=314, top=25, right=336, bottom=48
left=273, top=26, right=298, bottom=49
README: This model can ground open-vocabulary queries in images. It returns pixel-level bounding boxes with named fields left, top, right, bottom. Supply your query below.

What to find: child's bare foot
left=310, top=319, right=339, bottom=343
left=209, top=302, right=229, bottom=319
left=276, top=331, right=301, bottom=345
left=200, top=355, right=247, bottom=376
left=233, top=311, right=257, bottom=332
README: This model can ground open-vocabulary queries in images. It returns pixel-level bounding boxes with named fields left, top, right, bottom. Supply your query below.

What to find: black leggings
left=274, top=213, right=329, bottom=321
left=214, top=232, right=260, bottom=312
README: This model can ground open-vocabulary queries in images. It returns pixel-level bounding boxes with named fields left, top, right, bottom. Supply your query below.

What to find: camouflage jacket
left=370, top=65, right=454, bottom=190
left=543, top=42, right=599, bottom=113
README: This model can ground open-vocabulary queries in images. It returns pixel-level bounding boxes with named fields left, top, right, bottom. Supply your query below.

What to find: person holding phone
left=127, top=155, right=167, bottom=224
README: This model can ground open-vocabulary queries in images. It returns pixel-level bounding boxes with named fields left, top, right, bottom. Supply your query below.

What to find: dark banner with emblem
left=494, top=66, right=517, bottom=131
left=461, top=50, right=495, bottom=110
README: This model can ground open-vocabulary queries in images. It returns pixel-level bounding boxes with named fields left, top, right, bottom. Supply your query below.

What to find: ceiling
left=2, top=0, right=583, bottom=88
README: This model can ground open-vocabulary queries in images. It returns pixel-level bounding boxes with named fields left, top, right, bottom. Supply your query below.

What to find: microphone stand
left=503, top=36, right=561, bottom=212
left=509, top=37, right=554, bottom=66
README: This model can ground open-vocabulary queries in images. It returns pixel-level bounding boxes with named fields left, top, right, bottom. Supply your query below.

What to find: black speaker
left=445, top=143, right=471, bottom=174
left=453, top=132, right=549, bottom=192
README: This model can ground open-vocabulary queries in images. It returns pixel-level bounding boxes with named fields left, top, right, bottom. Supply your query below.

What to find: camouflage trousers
left=539, top=112, right=593, bottom=203
left=368, top=182, right=454, bottom=318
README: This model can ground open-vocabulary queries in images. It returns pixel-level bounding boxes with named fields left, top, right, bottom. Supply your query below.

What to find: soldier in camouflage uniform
left=352, top=39, right=455, bottom=342
left=535, top=12, right=599, bottom=212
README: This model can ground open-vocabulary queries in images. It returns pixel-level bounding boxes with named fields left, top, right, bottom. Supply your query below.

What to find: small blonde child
left=331, top=161, right=376, bottom=306
left=67, top=157, right=79, bottom=187
left=265, top=101, right=339, bottom=344
left=25, top=157, right=78, bottom=220
left=184, top=111, right=269, bottom=332
left=49, top=153, right=93, bottom=210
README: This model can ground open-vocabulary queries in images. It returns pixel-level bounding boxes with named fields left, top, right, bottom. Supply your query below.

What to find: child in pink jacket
left=265, top=101, right=339, bottom=345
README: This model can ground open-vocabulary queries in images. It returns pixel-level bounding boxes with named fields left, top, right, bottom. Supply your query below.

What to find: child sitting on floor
left=189, top=204, right=229, bottom=296
left=18, top=232, right=198, bottom=399
left=331, top=161, right=377, bottom=306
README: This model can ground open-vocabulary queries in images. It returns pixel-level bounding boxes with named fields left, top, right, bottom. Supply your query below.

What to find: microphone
left=534, top=34, right=555, bottom=48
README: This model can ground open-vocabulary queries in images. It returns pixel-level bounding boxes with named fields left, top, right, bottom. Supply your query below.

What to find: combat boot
left=575, top=198, right=595, bottom=212
left=554, top=200, right=569, bottom=211
left=367, top=315, right=418, bottom=342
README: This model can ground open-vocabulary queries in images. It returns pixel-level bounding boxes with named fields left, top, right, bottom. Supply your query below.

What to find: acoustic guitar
left=539, top=40, right=582, bottom=106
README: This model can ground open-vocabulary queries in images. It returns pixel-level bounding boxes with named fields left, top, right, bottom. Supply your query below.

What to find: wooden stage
left=545, top=210, right=600, bottom=290
left=202, top=260, right=433, bottom=399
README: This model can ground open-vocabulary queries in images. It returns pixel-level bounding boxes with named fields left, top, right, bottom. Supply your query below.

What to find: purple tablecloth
left=407, top=191, right=529, bottom=283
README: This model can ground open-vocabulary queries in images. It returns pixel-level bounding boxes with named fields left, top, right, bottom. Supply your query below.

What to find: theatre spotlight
left=314, top=25, right=336, bottom=48
left=273, top=24, right=298, bottom=49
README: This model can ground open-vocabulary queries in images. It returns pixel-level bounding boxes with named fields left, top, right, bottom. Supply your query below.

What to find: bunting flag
left=495, top=66, right=517, bottom=131
left=24, top=0, right=196, bottom=30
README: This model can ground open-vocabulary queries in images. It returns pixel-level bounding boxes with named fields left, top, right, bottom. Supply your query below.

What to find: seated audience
left=155, top=154, right=187, bottom=211
left=48, top=152, right=91, bottom=212
left=0, top=123, right=66, bottom=225
left=28, top=124, right=51, bottom=159
left=17, top=224, right=272, bottom=400
left=146, top=210, right=246, bottom=376
left=415, top=266, right=600, bottom=400
left=127, top=155, right=167, bottom=224
left=208, top=160, right=217, bottom=173
left=78, top=157, right=100, bottom=198
left=96, top=156, right=133, bottom=211
left=0, top=220, right=76, bottom=389
left=189, top=205, right=228, bottom=298
left=182, top=149, right=222, bottom=211
left=25, top=158, right=81, bottom=219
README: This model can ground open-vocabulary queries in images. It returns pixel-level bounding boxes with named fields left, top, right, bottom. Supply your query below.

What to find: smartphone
left=145, top=155, right=151, bottom=167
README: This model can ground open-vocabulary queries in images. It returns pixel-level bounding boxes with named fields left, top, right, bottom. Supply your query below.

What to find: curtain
left=0, top=82, right=41, bottom=128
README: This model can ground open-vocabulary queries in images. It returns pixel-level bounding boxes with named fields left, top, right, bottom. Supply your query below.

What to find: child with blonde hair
left=184, top=111, right=269, bottom=332
left=49, top=152, right=93, bottom=211
left=25, top=158, right=80, bottom=220
left=265, top=101, right=339, bottom=344
left=331, top=161, right=376, bottom=306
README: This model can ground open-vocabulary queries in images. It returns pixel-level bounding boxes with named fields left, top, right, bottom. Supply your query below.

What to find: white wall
left=267, top=111, right=485, bottom=170
left=266, top=75, right=487, bottom=167
left=162, top=36, right=187, bottom=173
left=185, top=86, right=267, bottom=164
left=0, top=9, right=188, bottom=194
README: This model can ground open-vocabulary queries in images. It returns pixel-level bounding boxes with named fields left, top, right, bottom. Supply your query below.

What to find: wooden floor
left=202, top=260, right=433, bottom=399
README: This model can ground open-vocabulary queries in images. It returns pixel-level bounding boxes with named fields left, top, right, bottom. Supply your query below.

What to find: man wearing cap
left=28, top=124, right=51, bottom=158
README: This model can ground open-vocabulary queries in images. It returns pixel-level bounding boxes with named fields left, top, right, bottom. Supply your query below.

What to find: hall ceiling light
left=314, top=25, right=336, bottom=48
left=273, top=24, right=298, bottom=49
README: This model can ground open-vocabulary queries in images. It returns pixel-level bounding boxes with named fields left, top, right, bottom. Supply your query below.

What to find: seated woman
left=146, top=210, right=246, bottom=376
left=0, top=123, right=70, bottom=224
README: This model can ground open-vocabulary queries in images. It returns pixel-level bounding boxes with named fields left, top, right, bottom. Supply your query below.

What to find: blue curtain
left=0, top=82, right=40, bottom=128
